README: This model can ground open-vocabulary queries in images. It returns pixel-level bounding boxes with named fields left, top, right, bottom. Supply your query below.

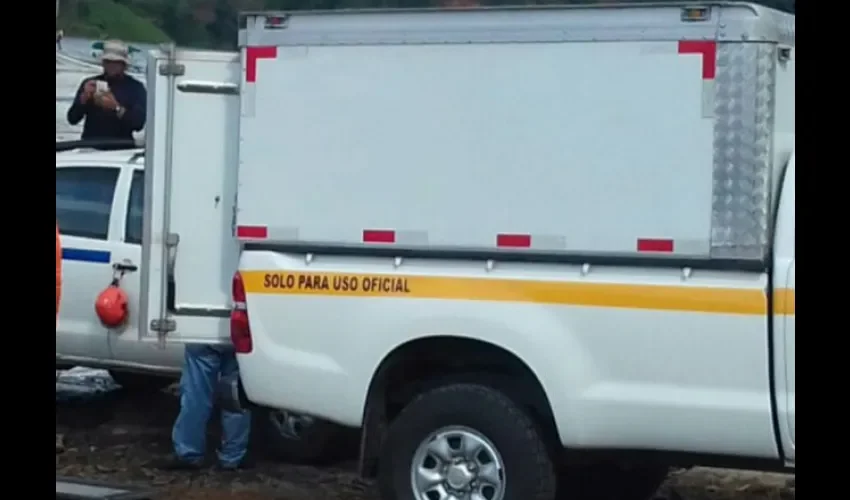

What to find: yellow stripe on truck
left=240, top=271, right=795, bottom=316
left=774, top=288, right=796, bottom=315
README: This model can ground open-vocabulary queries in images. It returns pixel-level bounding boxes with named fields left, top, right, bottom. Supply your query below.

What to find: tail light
left=230, top=272, right=253, bottom=354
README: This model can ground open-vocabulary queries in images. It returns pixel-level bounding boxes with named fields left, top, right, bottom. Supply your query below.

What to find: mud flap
left=56, top=476, right=155, bottom=500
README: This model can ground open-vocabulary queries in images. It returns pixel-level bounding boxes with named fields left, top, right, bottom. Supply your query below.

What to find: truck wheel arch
left=357, top=335, right=560, bottom=478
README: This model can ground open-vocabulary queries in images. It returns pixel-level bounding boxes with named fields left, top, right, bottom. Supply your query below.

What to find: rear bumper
left=217, top=373, right=253, bottom=413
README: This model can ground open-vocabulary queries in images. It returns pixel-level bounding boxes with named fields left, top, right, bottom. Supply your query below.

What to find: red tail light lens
left=230, top=272, right=253, bottom=354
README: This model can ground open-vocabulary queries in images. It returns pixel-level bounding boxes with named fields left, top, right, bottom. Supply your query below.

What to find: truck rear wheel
left=378, top=383, right=557, bottom=500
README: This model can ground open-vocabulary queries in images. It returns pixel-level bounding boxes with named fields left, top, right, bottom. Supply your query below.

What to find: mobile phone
left=95, top=81, right=109, bottom=93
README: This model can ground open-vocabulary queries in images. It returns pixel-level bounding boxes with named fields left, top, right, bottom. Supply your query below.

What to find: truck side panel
left=769, top=44, right=794, bottom=465
left=238, top=40, right=715, bottom=256
left=237, top=252, right=783, bottom=459
left=771, top=154, right=795, bottom=465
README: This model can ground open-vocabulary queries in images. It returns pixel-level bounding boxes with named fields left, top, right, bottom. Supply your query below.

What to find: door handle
left=113, top=262, right=138, bottom=273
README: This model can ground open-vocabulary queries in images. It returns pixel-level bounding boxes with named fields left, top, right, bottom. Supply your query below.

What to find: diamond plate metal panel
left=711, top=43, right=777, bottom=260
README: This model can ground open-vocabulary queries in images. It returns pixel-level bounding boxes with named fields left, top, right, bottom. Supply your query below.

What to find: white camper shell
left=138, top=2, right=795, bottom=341
left=233, top=3, right=794, bottom=260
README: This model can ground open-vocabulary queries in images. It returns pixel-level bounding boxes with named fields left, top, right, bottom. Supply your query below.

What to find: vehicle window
left=125, top=170, right=144, bottom=244
left=56, top=167, right=119, bottom=240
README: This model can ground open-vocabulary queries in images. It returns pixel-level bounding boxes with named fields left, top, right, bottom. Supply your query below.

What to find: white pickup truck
left=55, top=143, right=176, bottom=388
left=55, top=141, right=341, bottom=463
left=64, top=4, right=795, bottom=500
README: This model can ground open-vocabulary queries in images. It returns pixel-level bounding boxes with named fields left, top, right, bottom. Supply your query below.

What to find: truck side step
left=56, top=476, right=155, bottom=500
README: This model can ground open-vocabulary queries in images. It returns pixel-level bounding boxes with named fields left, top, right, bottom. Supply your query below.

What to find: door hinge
left=159, top=63, right=185, bottom=76
left=150, top=319, right=177, bottom=333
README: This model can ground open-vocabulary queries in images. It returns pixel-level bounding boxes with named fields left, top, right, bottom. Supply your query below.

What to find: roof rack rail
left=56, top=138, right=144, bottom=153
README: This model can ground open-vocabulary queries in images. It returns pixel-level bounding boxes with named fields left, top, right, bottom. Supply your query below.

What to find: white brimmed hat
left=101, top=40, right=130, bottom=65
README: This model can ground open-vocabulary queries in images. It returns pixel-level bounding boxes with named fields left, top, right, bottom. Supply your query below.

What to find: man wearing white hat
left=67, top=40, right=147, bottom=141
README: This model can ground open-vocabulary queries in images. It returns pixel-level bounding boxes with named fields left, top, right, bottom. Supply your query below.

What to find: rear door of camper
left=138, top=48, right=241, bottom=345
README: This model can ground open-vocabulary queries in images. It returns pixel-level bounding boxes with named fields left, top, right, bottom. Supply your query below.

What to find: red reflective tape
left=363, top=230, right=396, bottom=244
left=497, top=234, right=532, bottom=248
left=677, top=41, right=716, bottom=79
left=236, top=225, right=268, bottom=239
left=245, top=46, right=277, bottom=83
left=637, top=238, right=674, bottom=253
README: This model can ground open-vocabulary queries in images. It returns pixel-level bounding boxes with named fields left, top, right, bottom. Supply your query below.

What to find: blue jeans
left=172, top=344, right=251, bottom=467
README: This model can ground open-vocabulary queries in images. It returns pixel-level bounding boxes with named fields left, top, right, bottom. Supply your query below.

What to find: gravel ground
left=56, top=382, right=794, bottom=500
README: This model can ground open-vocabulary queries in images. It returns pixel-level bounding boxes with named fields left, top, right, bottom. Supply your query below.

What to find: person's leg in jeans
left=153, top=344, right=251, bottom=470
left=217, top=348, right=251, bottom=469
left=151, top=344, right=219, bottom=470
left=170, top=344, right=220, bottom=467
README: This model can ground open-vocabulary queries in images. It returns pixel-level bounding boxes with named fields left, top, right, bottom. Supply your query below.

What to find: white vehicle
left=82, top=3, right=795, bottom=500
left=56, top=143, right=179, bottom=389
left=55, top=140, right=344, bottom=463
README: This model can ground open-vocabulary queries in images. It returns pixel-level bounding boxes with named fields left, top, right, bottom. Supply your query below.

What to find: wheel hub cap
left=446, top=464, right=474, bottom=490
left=410, top=426, right=505, bottom=500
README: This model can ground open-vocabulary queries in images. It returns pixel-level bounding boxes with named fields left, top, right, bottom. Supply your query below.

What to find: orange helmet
left=95, top=284, right=129, bottom=327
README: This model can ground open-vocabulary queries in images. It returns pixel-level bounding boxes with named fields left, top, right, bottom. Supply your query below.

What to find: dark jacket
left=67, top=73, right=147, bottom=140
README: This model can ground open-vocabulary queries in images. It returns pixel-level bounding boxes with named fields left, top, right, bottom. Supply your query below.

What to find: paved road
left=58, top=37, right=154, bottom=71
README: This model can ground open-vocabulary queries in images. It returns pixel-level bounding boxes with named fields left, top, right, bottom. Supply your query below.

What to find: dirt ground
left=56, top=388, right=794, bottom=500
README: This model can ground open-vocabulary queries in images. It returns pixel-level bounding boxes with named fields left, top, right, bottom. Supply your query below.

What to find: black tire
left=254, top=408, right=350, bottom=465
left=558, top=463, right=669, bottom=500
left=108, top=371, right=173, bottom=392
left=378, top=383, right=557, bottom=500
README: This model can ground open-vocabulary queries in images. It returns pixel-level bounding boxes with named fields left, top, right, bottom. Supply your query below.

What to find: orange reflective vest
left=56, top=224, right=62, bottom=321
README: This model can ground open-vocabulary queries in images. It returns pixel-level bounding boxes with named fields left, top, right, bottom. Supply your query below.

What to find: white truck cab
left=56, top=143, right=182, bottom=388
left=75, top=4, right=793, bottom=500
left=55, top=140, right=324, bottom=462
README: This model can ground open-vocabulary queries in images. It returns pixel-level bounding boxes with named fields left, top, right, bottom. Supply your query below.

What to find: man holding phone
left=67, top=40, right=147, bottom=141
